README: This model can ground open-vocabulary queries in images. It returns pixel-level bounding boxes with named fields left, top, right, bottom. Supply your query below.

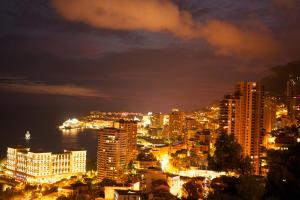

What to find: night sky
left=1, top=0, right=300, bottom=113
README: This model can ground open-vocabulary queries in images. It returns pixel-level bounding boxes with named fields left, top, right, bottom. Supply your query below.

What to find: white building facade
left=6, top=147, right=86, bottom=183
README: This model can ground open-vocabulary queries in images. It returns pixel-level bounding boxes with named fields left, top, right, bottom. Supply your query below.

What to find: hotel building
left=5, top=147, right=86, bottom=183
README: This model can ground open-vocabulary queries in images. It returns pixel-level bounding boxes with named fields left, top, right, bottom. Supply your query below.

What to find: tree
left=239, top=156, right=252, bottom=176
left=182, top=180, right=203, bottom=200
left=208, top=132, right=251, bottom=174
left=127, top=160, right=135, bottom=173
left=236, top=176, right=264, bottom=200
left=208, top=176, right=240, bottom=200
left=208, top=175, right=264, bottom=200
left=264, top=143, right=300, bottom=199
left=99, top=178, right=117, bottom=187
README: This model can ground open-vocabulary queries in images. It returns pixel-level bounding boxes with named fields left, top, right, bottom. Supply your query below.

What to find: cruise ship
left=59, top=118, right=83, bottom=130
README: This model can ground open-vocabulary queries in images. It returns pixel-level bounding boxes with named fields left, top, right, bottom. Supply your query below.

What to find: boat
left=25, top=131, right=31, bottom=140
left=59, top=118, right=83, bottom=130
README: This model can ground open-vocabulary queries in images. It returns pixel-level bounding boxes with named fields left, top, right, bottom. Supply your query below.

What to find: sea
left=0, top=106, right=98, bottom=165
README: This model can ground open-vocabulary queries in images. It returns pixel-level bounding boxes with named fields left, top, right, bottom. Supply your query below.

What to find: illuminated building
left=219, top=95, right=238, bottom=134
left=144, top=167, right=167, bottom=192
left=97, top=128, right=127, bottom=181
left=276, top=104, right=288, bottom=119
left=104, top=183, right=140, bottom=200
left=5, top=147, right=86, bottom=183
left=88, top=111, right=143, bottom=121
left=275, top=135, right=297, bottom=150
left=114, top=120, right=138, bottom=162
left=163, top=114, right=169, bottom=126
left=287, top=75, right=300, bottom=121
left=167, top=174, right=181, bottom=196
left=142, top=113, right=152, bottom=127
left=184, top=118, right=198, bottom=131
left=186, top=130, right=197, bottom=141
left=150, top=112, right=164, bottom=128
left=264, top=96, right=277, bottom=133
left=220, top=82, right=265, bottom=174
left=234, top=82, right=264, bottom=175
left=85, top=120, right=114, bottom=129
left=186, top=129, right=197, bottom=152
left=186, top=130, right=210, bottom=168
left=184, top=118, right=198, bottom=145
left=195, top=105, right=220, bottom=131
left=134, top=160, right=159, bottom=170
left=263, top=133, right=276, bottom=150
left=194, top=130, right=210, bottom=155
left=169, top=109, right=184, bottom=141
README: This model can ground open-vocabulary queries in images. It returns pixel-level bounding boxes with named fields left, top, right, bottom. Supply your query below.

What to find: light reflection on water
left=60, top=129, right=98, bottom=160
left=0, top=107, right=98, bottom=161
left=61, top=130, right=81, bottom=150
left=1, top=129, right=98, bottom=161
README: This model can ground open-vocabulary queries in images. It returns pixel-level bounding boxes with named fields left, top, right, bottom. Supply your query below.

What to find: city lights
left=1, top=1, right=300, bottom=199
left=5, top=148, right=86, bottom=184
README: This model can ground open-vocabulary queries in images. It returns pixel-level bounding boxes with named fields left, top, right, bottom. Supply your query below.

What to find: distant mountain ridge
left=261, top=61, right=300, bottom=99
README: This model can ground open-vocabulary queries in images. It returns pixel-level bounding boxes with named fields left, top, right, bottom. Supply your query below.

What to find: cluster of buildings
left=2, top=77, right=300, bottom=199
left=219, top=77, right=300, bottom=175
left=59, top=112, right=142, bottom=132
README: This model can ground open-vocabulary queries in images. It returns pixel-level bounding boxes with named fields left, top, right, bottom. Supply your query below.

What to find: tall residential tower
left=287, top=75, right=300, bottom=121
left=114, top=120, right=138, bottom=163
left=169, top=109, right=184, bottom=141
left=219, top=82, right=264, bottom=174
left=97, top=128, right=127, bottom=181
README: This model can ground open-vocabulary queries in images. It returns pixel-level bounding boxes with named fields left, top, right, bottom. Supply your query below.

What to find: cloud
left=200, top=20, right=279, bottom=58
left=273, top=0, right=296, bottom=10
left=0, top=81, right=110, bottom=98
left=52, top=0, right=199, bottom=39
left=52, top=0, right=279, bottom=59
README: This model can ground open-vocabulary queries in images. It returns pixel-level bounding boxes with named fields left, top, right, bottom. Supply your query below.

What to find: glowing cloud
left=52, top=0, right=279, bottom=58
left=200, top=20, right=279, bottom=58
left=52, top=0, right=199, bottom=39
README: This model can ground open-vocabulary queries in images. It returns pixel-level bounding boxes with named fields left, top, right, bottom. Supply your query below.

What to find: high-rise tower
left=219, top=95, right=238, bottom=135
left=97, top=128, right=127, bottom=181
left=169, top=108, right=184, bottom=141
left=287, top=75, right=300, bottom=121
left=264, top=96, right=277, bottom=133
left=114, top=120, right=138, bottom=163
left=234, top=82, right=264, bottom=175
left=219, top=82, right=264, bottom=175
